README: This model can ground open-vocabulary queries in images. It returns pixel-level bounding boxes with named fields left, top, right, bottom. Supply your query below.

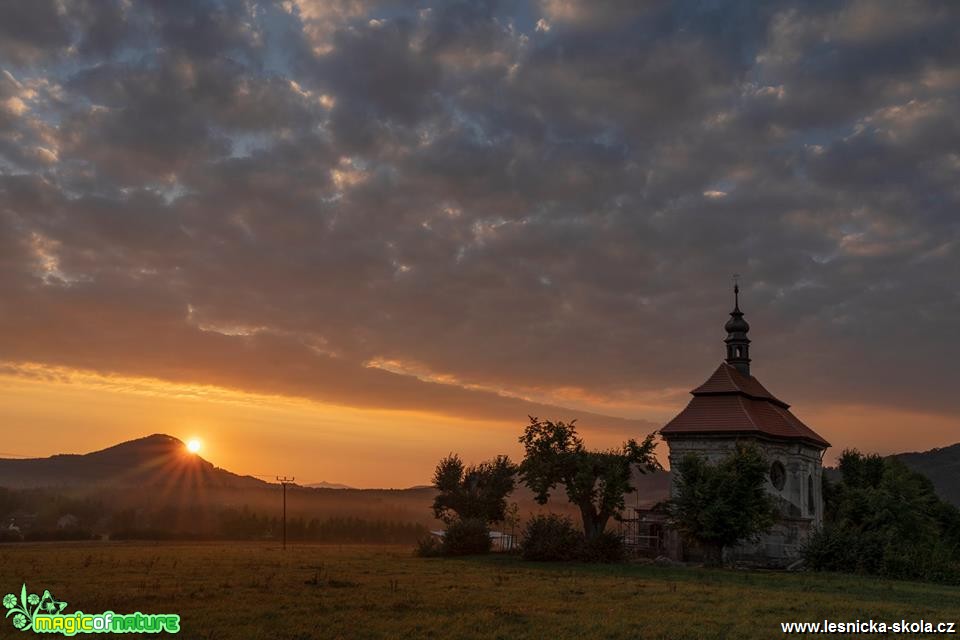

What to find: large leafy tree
left=805, top=450, right=960, bottom=582
left=431, top=454, right=516, bottom=525
left=518, top=416, right=660, bottom=540
left=668, top=443, right=777, bottom=566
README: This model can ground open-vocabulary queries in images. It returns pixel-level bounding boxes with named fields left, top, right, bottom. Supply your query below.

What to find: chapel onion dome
left=724, top=309, right=750, bottom=334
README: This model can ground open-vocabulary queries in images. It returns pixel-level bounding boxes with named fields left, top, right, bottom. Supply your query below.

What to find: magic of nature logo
left=3, top=584, right=180, bottom=635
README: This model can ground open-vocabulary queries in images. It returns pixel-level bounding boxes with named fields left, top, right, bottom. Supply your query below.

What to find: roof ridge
left=769, top=403, right=831, bottom=446
left=737, top=394, right=760, bottom=430
left=721, top=362, right=737, bottom=385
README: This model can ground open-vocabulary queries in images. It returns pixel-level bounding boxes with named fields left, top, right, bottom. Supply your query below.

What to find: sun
left=186, top=438, right=202, bottom=454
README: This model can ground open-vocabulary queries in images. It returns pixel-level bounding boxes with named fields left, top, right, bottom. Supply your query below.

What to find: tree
left=518, top=416, right=660, bottom=541
left=804, top=449, right=960, bottom=582
left=668, top=443, right=777, bottom=566
left=431, top=454, right=516, bottom=525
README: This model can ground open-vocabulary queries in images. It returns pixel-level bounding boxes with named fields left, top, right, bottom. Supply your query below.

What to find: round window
left=769, top=461, right=786, bottom=491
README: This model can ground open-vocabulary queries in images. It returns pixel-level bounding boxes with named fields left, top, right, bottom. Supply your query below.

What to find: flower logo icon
left=3, top=584, right=68, bottom=632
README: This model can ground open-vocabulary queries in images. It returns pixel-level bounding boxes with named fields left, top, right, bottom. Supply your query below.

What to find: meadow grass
left=1, top=542, right=958, bottom=639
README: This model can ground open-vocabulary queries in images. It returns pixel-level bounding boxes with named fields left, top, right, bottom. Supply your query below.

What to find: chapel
left=659, top=284, right=831, bottom=565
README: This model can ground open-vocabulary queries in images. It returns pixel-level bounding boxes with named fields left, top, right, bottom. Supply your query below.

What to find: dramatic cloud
left=0, top=0, right=958, bottom=446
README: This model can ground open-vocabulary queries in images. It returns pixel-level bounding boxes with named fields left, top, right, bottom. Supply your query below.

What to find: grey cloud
left=0, top=0, right=958, bottom=430
left=57, top=51, right=325, bottom=183
left=0, top=0, right=73, bottom=66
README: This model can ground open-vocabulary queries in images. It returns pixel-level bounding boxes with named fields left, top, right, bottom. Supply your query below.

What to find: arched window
left=807, top=474, right=815, bottom=514
left=769, top=461, right=786, bottom=491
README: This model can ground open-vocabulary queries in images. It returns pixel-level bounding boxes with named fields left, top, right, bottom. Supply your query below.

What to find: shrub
left=803, top=526, right=860, bottom=573
left=521, top=514, right=581, bottom=561
left=441, top=518, right=491, bottom=556
left=414, top=535, right=444, bottom=557
left=578, top=530, right=625, bottom=563
left=805, top=526, right=960, bottom=585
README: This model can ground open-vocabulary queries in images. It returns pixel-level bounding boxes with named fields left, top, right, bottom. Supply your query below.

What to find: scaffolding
left=619, top=493, right=669, bottom=556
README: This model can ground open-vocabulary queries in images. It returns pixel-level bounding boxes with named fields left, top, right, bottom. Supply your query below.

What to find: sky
left=0, top=0, right=958, bottom=488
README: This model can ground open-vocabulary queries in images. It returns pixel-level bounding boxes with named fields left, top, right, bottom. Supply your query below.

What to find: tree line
left=0, top=489, right=427, bottom=544
left=114, top=512, right=428, bottom=543
left=423, top=416, right=663, bottom=561
left=425, top=416, right=960, bottom=584
left=424, top=415, right=775, bottom=563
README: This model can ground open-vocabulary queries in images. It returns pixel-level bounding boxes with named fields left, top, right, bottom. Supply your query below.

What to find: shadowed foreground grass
left=1, top=542, right=958, bottom=639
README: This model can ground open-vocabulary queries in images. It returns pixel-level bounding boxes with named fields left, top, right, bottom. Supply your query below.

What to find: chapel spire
left=724, top=277, right=751, bottom=375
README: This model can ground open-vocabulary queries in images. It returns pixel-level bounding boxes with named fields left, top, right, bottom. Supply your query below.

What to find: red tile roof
left=661, top=363, right=830, bottom=448
left=690, top=362, right=785, bottom=405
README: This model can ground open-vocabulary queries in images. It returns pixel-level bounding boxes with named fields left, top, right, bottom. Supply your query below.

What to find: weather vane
left=732, top=273, right=740, bottom=292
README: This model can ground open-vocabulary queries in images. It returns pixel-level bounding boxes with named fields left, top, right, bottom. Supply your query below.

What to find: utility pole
left=276, top=476, right=295, bottom=550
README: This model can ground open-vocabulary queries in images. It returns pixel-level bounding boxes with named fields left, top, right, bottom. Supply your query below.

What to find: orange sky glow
left=1, top=363, right=954, bottom=488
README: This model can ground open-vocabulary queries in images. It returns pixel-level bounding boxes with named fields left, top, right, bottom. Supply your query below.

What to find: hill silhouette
left=0, top=434, right=677, bottom=534
left=5, top=434, right=956, bottom=510
left=0, top=434, right=267, bottom=490
left=896, top=443, right=960, bottom=507
left=822, top=443, right=960, bottom=508
left=305, top=481, right=355, bottom=490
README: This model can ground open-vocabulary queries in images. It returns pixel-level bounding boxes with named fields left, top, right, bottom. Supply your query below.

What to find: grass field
left=1, top=542, right=958, bottom=639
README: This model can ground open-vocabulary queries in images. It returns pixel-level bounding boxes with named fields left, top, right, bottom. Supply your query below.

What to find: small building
left=659, top=284, right=830, bottom=567
left=7, top=511, right=37, bottom=532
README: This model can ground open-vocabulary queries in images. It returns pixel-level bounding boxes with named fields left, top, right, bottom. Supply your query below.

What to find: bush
left=804, top=526, right=960, bottom=584
left=803, top=526, right=860, bottom=573
left=414, top=535, right=444, bottom=557
left=521, top=514, right=581, bottom=561
left=578, top=530, right=625, bottom=563
left=441, top=518, right=491, bottom=556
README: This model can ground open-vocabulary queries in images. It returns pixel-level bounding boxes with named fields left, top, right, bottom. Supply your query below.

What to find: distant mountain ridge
left=5, top=435, right=956, bottom=510
left=304, top=481, right=354, bottom=490
left=0, top=434, right=267, bottom=489
left=0, top=434, right=673, bottom=504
